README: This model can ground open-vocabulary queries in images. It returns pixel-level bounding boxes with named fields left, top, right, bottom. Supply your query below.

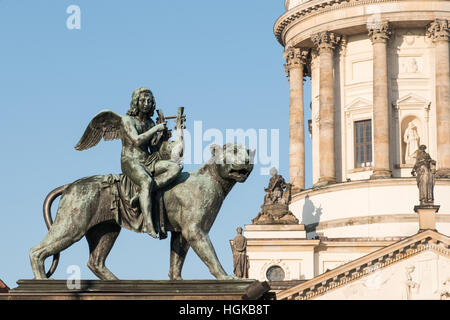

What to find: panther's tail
left=42, top=185, right=68, bottom=278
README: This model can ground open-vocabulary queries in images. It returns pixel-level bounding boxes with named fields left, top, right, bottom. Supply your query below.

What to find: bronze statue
left=29, top=87, right=256, bottom=281
left=231, top=227, right=249, bottom=278
left=411, top=145, right=436, bottom=205
left=75, top=87, right=182, bottom=238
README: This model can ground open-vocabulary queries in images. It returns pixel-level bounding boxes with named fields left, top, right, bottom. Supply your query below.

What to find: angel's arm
left=122, top=116, right=166, bottom=148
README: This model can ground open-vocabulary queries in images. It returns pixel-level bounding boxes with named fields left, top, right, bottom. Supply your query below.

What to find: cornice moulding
left=274, top=0, right=450, bottom=46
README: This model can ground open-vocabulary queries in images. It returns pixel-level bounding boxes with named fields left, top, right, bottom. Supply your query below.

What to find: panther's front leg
left=169, top=232, right=190, bottom=280
left=182, top=227, right=230, bottom=280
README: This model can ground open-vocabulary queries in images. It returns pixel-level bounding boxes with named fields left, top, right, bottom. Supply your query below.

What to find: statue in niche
left=231, top=227, right=249, bottom=279
left=252, top=168, right=299, bottom=225
left=401, top=58, right=419, bottom=74
left=411, top=145, right=436, bottom=205
left=404, top=121, right=420, bottom=164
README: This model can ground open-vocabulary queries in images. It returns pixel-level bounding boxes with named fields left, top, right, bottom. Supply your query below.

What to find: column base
left=414, top=204, right=440, bottom=231
left=436, top=168, right=450, bottom=179
left=313, top=177, right=336, bottom=188
left=370, top=169, right=392, bottom=179
left=291, top=186, right=304, bottom=195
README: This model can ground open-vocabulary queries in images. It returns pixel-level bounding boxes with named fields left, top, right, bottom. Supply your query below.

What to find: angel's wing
left=75, top=110, right=122, bottom=151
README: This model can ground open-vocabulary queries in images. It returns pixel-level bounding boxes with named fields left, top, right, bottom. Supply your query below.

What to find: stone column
left=427, top=19, right=450, bottom=178
left=368, top=21, right=392, bottom=179
left=311, top=31, right=341, bottom=186
left=284, top=47, right=308, bottom=193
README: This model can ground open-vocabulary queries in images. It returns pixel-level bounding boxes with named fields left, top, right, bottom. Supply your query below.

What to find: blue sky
left=0, top=0, right=312, bottom=287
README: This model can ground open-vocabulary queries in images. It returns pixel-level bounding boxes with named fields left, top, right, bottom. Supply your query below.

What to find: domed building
left=238, top=0, right=450, bottom=299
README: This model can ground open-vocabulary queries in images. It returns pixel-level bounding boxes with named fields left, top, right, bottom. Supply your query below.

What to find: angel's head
left=127, top=87, right=156, bottom=117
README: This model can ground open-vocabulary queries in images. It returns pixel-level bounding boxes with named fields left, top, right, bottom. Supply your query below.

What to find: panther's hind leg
left=30, top=232, right=85, bottom=280
left=86, top=222, right=121, bottom=280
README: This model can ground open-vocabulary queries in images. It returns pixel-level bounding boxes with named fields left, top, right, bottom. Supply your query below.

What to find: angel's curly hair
left=127, top=87, right=156, bottom=116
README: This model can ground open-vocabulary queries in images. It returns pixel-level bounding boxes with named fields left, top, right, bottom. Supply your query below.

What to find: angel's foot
left=148, top=231, right=158, bottom=239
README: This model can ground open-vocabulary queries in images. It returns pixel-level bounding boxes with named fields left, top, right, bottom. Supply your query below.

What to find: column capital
left=367, top=21, right=392, bottom=44
left=283, top=47, right=308, bottom=78
left=339, top=35, right=348, bottom=55
left=311, top=31, right=341, bottom=53
left=426, top=19, right=450, bottom=42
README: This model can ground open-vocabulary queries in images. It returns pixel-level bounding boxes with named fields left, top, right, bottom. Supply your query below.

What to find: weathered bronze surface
left=411, top=145, right=436, bottom=205
left=252, top=168, right=299, bottom=225
left=231, top=227, right=249, bottom=278
left=29, top=88, right=255, bottom=281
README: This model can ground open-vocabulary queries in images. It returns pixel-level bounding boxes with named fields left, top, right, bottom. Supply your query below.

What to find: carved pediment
left=277, top=230, right=450, bottom=300
left=395, top=93, right=430, bottom=109
left=344, top=97, right=372, bottom=116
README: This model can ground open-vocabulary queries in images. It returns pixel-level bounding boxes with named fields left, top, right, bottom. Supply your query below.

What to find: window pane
left=359, top=147, right=364, bottom=166
left=355, top=122, right=362, bottom=143
left=355, top=119, right=372, bottom=168
left=365, top=122, right=371, bottom=143
left=366, top=143, right=372, bottom=163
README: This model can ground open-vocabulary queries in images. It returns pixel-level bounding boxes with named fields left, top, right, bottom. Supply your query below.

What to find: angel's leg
left=153, top=160, right=182, bottom=189
left=122, top=160, right=157, bottom=238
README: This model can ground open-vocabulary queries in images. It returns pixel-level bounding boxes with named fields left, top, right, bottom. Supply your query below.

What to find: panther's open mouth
left=229, top=167, right=252, bottom=181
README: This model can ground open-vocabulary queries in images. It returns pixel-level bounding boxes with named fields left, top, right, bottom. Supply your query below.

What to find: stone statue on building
left=405, top=265, right=419, bottom=300
left=404, top=122, right=420, bottom=165
left=440, top=278, right=450, bottom=300
left=411, top=145, right=436, bottom=205
left=231, top=227, right=249, bottom=279
left=264, top=167, right=290, bottom=205
left=252, top=168, right=299, bottom=225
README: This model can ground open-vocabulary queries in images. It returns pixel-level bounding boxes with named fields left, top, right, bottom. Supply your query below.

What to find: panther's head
left=209, top=143, right=255, bottom=183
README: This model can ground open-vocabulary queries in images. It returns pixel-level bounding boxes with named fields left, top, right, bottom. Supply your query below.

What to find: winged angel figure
left=75, top=87, right=182, bottom=238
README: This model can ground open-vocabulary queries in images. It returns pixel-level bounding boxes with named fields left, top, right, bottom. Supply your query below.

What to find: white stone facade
left=316, top=250, right=450, bottom=300
left=240, top=2, right=450, bottom=295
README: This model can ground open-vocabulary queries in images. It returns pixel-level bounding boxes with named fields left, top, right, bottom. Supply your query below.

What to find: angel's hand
left=156, top=122, right=167, bottom=132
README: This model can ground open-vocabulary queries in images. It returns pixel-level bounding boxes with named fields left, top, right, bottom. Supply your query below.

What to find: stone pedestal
left=243, top=225, right=320, bottom=281
left=414, top=204, right=440, bottom=230
left=0, top=279, right=269, bottom=300
left=252, top=203, right=299, bottom=225
left=245, top=224, right=307, bottom=239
